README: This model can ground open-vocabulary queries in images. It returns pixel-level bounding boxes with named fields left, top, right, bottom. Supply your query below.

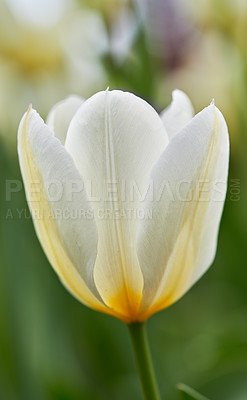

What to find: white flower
left=18, top=89, right=229, bottom=323
left=0, top=0, right=108, bottom=140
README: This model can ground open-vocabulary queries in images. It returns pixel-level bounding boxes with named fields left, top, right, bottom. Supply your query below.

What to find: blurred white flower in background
left=135, top=0, right=243, bottom=137
left=162, top=31, right=243, bottom=134
left=5, top=0, right=69, bottom=28
left=110, top=6, right=138, bottom=65
left=0, top=0, right=109, bottom=145
left=83, top=0, right=139, bottom=65
left=60, top=9, right=108, bottom=94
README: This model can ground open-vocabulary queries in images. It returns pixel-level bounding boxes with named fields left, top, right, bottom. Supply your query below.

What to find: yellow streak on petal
left=108, top=286, right=143, bottom=323
left=19, top=109, right=121, bottom=319
left=139, top=108, right=222, bottom=321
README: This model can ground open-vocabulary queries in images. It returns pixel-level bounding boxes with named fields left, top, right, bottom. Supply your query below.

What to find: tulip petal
left=137, top=104, right=229, bottom=320
left=46, top=95, right=84, bottom=145
left=160, top=89, right=194, bottom=139
left=66, top=89, right=169, bottom=320
left=18, top=107, right=113, bottom=315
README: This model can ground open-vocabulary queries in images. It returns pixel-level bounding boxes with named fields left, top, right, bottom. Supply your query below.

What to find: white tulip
left=18, top=89, right=229, bottom=323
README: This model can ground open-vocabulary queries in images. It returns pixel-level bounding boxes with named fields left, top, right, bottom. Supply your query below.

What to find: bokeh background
left=0, top=0, right=247, bottom=399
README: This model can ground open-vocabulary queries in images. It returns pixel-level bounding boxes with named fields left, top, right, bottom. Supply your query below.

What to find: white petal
left=46, top=95, right=84, bottom=145
left=160, top=89, right=194, bottom=140
left=66, top=89, right=169, bottom=320
left=18, top=106, right=112, bottom=315
left=137, top=104, right=229, bottom=320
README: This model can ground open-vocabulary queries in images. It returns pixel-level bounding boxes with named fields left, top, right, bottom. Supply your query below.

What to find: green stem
left=128, top=322, right=161, bottom=400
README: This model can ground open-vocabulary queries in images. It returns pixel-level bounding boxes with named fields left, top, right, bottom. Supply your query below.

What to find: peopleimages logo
left=4, top=177, right=232, bottom=221
left=5, top=207, right=153, bottom=221
left=6, top=178, right=229, bottom=203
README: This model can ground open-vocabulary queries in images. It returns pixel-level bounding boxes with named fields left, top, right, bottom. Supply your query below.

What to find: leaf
left=177, top=383, right=210, bottom=400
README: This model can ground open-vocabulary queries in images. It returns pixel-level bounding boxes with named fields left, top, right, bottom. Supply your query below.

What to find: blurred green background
left=0, top=0, right=247, bottom=399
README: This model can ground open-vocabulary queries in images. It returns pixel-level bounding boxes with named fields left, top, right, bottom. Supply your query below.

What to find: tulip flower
left=18, top=89, right=229, bottom=400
